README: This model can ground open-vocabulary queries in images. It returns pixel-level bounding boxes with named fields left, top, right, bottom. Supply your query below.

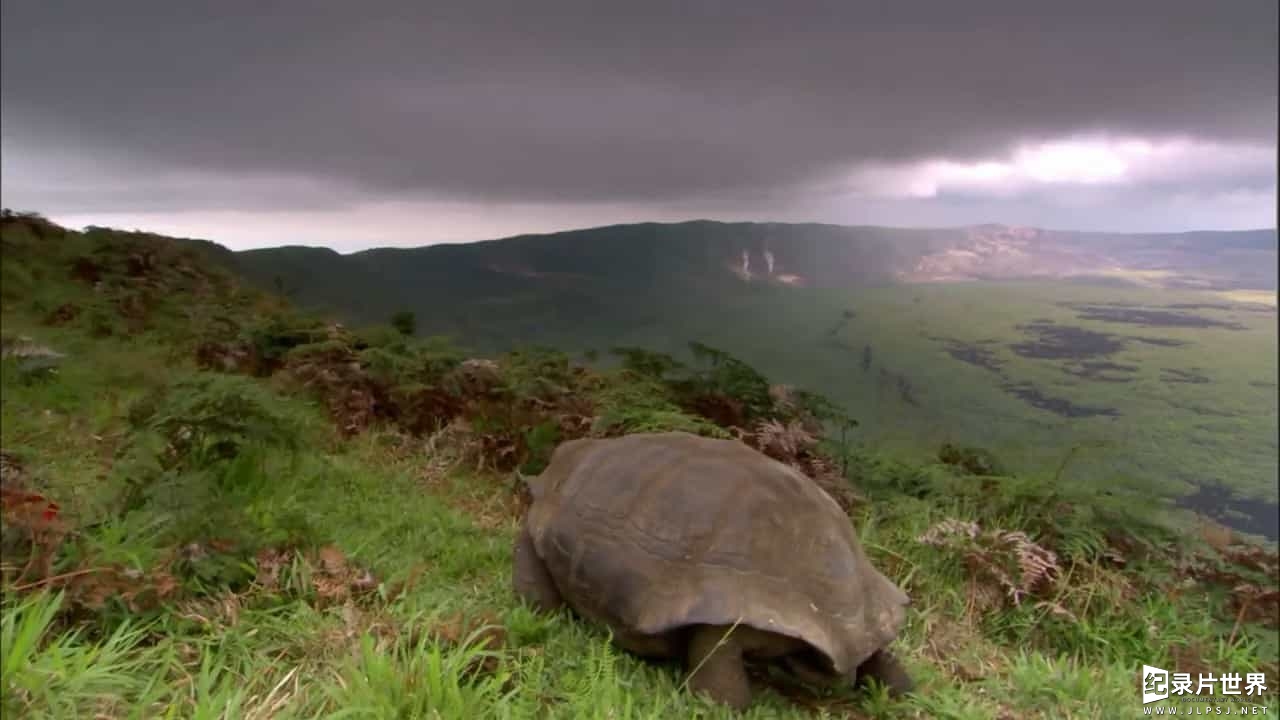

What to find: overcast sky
left=2, top=1, right=1275, bottom=251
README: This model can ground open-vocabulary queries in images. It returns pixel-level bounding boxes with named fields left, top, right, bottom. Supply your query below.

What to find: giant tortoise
left=512, top=431, right=914, bottom=710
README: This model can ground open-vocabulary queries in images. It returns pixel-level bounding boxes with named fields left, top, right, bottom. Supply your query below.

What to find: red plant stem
left=1227, top=598, right=1251, bottom=647
left=9, top=566, right=106, bottom=591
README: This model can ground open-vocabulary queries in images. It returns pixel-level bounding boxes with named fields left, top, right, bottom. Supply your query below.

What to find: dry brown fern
left=919, top=519, right=1061, bottom=607
left=743, top=419, right=863, bottom=513
left=753, top=418, right=817, bottom=461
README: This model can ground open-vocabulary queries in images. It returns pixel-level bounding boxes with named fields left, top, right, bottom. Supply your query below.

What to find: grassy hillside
left=233, top=221, right=937, bottom=325
left=2, top=212, right=1277, bottom=719
left=232, top=220, right=1280, bottom=540
left=231, top=220, right=1278, bottom=336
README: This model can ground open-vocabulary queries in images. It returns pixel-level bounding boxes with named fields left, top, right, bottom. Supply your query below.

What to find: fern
left=563, top=635, right=620, bottom=709
left=753, top=418, right=817, bottom=460
left=124, top=372, right=306, bottom=470
left=919, top=519, right=1061, bottom=607
left=610, top=346, right=685, bottom=380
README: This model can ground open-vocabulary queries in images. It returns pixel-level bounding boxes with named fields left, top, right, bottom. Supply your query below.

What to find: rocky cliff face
left=899, top=225, right=1103, bottom=282
left=715, top=223, right=1276, bottom=291
left=726, top=246, right=808, bottom=286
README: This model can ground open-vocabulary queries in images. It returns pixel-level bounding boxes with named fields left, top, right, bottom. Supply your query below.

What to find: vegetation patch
left=1009, top=321, right=1126, bottom=360
left=1068, top=304, right=1248, bottom=330
left=878, top=367, right=921, bottom=406
left=1061, top=360, right=1139, bottom=383
left=1164, top=302, right=1262, bottom=312
left=1125, top=335, right=1191, bottom=348
left=1161, top=367, right=1212, bottom=385
left=930, top=336, right=1005, bottom=373
left=937, top=443, right=1007, bottom=476
left=1000, top=381, right=1120, bottom=418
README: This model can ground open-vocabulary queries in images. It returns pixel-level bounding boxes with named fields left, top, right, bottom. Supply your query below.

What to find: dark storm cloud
left=2, top=0, right=1275, bottom=214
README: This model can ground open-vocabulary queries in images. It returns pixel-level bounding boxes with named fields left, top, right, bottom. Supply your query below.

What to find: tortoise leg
left=685, top=624, right=752, bottom=711
left=783, top=652, right=839, bottom=688
left=512, top=521, right=565, bottom=614
left=855, top=648, right=914, bottom=697
left=612, top=629, right=682, bottom=659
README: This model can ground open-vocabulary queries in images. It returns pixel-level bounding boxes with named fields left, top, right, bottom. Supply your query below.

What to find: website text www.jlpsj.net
left=1142, top=705, right=1269, bottom=715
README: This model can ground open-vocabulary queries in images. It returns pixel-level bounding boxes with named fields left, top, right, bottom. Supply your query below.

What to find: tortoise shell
left=524, top=431, right=910, bottom=676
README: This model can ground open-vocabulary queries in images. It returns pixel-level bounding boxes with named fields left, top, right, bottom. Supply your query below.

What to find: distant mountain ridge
left=228, top=220, right=1277, bottom=345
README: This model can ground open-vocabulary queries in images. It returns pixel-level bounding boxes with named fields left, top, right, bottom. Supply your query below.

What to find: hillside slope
left=231, top=220, right=1278, bottom=341
left=229, top=219, right=1279, bottom=541
left=2, top=212, right=1277, bottom=718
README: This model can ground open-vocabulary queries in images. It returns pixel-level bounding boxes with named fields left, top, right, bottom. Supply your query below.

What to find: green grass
left=4, top=364, right=1275, bottom=717
left=2, top=215, right=1277, bottom=719
left=6, top=431, right=1274, bottom=718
